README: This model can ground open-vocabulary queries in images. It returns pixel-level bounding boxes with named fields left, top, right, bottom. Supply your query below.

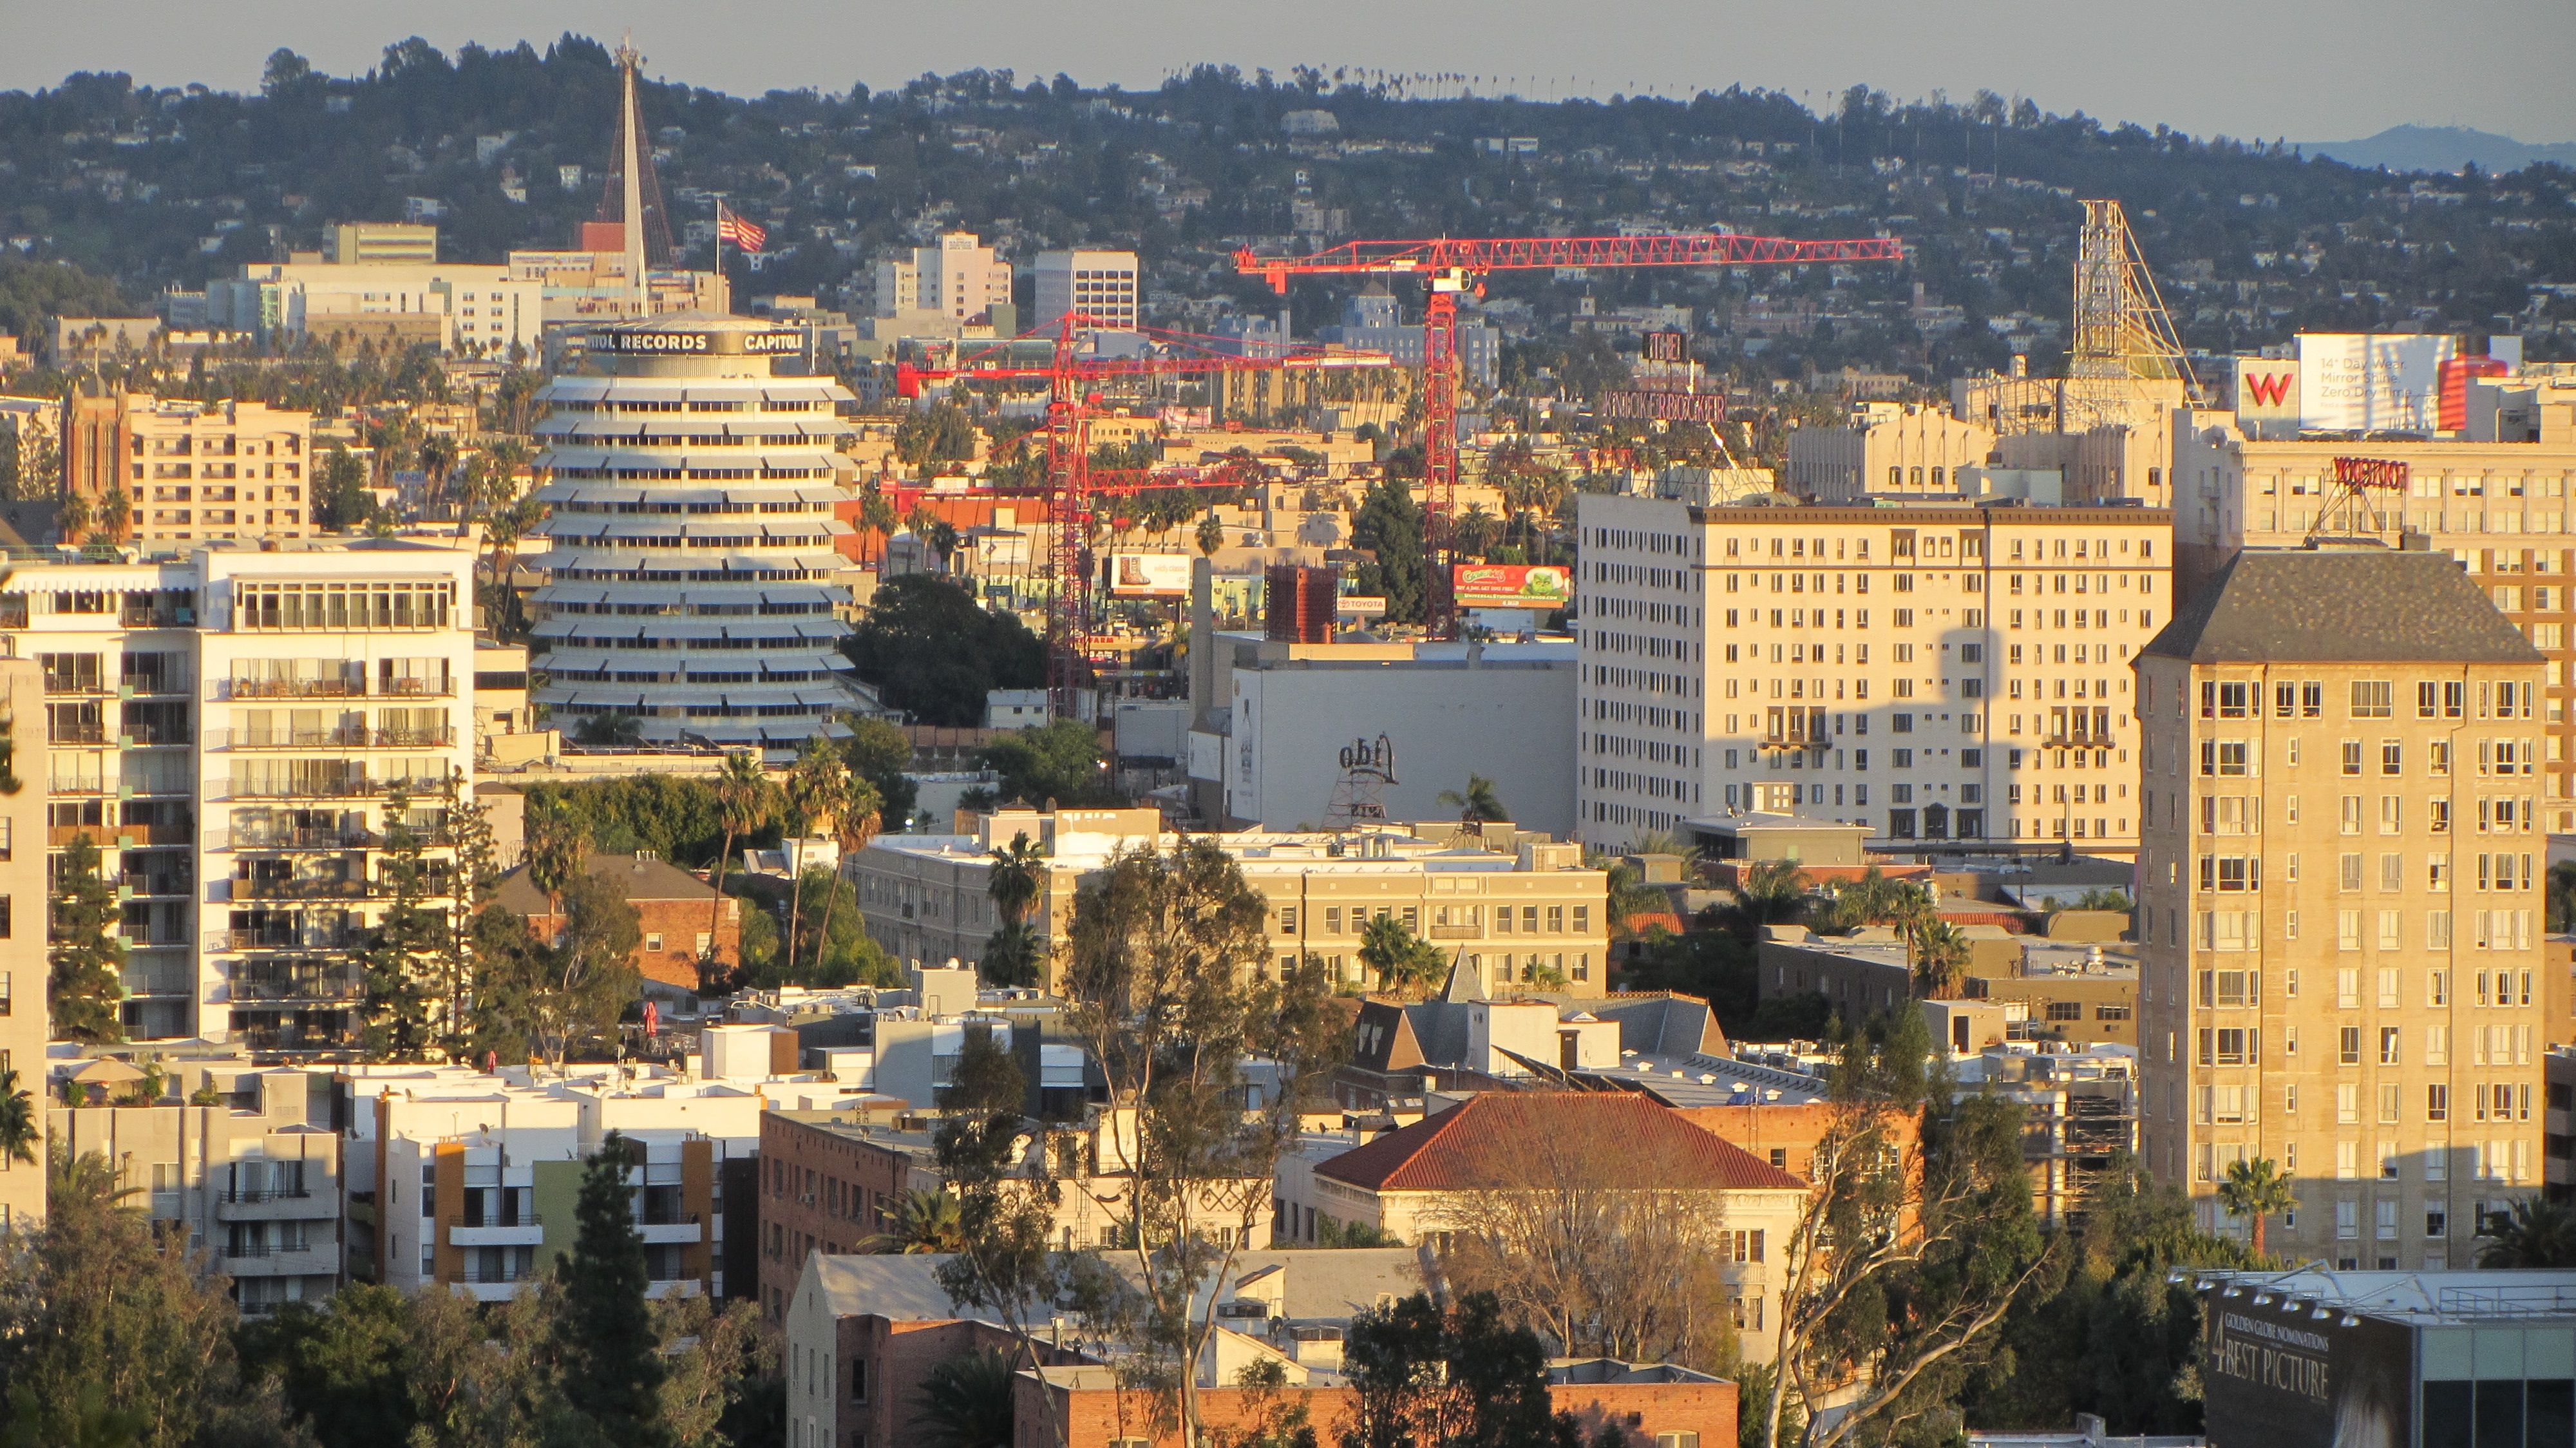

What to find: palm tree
left=1358, top=915, right=1445, bottom=995
left=884, top=1187, right=967, bottom=1253
left=56, top=490, right=91, bottom=547
left=813, top=770, right=884, bottom=978
left=987, top=831, right=1045, bottom=931
left=526, top=801, right=591, bottom=919
left=1911, top=919, right=1971, bottom=998
left=1437, top=774, right=1509, bottom=824
left=916, top=1349, right=1018, bottom=1448
left=2216, top=1156, right=2300, bottom=1261
left=99, top=488, right=132, bottom=543
left=2479, top=1197, right=2576, bottom=1268
left=1196, top=510, right=1224, bottom=557
left=419, top=432, right=458, bottom=520
left=706, top=750, right=775, bottom=991
left=0, top=1067, right=37, bottom=1168
left=1737, top=859, right=1812, bottom=931
left=781, top=738, right=850, bottom=980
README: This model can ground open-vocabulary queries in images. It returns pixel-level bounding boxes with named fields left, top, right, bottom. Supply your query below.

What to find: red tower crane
left=1235, top=232, right=1905, bottom=634
left=900, top=316, right=1390, bottom=717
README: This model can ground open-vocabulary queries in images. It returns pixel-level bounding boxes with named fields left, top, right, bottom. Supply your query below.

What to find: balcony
left=448, top=1214, right=546, bottom=1248
left=234, top=877, right=381, bottom=902
left=223, top=1244, right=339, bottom=1277
left=233, top=1027, right=359, bottom=1055
left=231, top=971, right=363, bottom=1003
left=220, top=678, right=456, bottom=701
left=211, top=726, right=457, bottom=751
left=124, top=723, right=193, bottom=746
left=225, top=776, right=446, bottom=801
left=51, top=723, right=108, bottom=745
left=636, top=1213, right=703, bottom=1245
left=117, top=871, right=193, bottom=898
left=226, top=929, right=365, bottom=953
left=1428, top=924, right=1484, bottom=941
left=216, top=1188, right=331, bottom=1221
left=218, top=827, right=381, bottom=852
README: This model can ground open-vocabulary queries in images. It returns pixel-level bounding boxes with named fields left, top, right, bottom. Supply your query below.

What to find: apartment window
left=2381, top=740, right=2403, bottom=776
left=2339, top=853, right=2364, bottom=891
left=2429, top=1085, right=2450, bottom=1123
left=2380, top=1027, right=2401, bottom=1065
left=2351, top=680, right=2393, bottom=718
left=2342, top=740, right=2365, bottom=776
left=2339, top=1027, right=2362, bottom=1067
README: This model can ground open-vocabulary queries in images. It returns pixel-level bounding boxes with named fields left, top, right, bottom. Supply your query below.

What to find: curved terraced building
left=527, top=314, right=867, bottom=750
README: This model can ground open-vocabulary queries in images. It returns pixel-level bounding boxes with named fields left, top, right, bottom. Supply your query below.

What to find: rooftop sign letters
left=599, top=328, right=803, bottom=356
left=2332, top=457, right=2410, bottom=491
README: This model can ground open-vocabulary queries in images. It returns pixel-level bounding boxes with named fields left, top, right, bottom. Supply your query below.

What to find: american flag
left=715, top=202, right=766, bottom=254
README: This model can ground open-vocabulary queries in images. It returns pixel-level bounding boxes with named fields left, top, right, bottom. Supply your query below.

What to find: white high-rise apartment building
left=2136, top=548, right=2546, bottom=1263
left=1575, top=492, right=2171, bottom=855
left=2, top=539, right=479, bottom=1047
left=528, top=315, right=869, bottom=750
left=1034, top=249, right=1140, bottom=332
left=869, top=233, right=1013, bottom=324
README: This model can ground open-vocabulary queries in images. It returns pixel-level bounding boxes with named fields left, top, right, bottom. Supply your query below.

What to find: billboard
left=2202, top=1288, right=2414, bottom=1448
left=1601, top=389, right=1727, bottom=424
left=2233, top=357, right=2300, bottom=435
left=2298, top=332, right=2456, bottom=432
left=1106, top=551, right=1191, bottom=597
left=1452, top=564, right=1574, bottom=611
left=1642, top=330, right=1690, bottom=365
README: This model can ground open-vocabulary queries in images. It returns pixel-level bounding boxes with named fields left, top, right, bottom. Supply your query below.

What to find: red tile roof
left=1317, top=1091, right=1808, bottom=1194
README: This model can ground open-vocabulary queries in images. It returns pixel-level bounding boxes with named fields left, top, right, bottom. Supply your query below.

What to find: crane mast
left=1236, top=232, right=1903, bottom=635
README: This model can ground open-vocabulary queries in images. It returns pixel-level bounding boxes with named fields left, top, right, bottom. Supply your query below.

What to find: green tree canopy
left=843, top=575, right=1048, bottom=727
left=976, top=719, right=1114, bottom=808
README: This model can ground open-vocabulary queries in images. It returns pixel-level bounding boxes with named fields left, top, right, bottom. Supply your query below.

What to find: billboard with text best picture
left=2298, top=332, right=2456, bottom=433
left=1452, top=564, right=1573, bottom=610
left=1107, top=551, right=1191, bottom=596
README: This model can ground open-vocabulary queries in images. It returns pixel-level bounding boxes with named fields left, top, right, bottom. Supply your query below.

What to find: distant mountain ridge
left=2300, top=124, right=2576, bottom=175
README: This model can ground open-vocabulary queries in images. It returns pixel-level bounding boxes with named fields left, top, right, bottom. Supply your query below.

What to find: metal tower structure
left=598, top=37, right=676, bottom=308
left=2044, top=198, right=2197, bottom=432
left=1236, top=232, right=1903, bottom=636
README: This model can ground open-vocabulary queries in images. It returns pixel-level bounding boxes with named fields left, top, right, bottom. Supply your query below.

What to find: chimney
left=1189, top=555, right=1218, bottom=725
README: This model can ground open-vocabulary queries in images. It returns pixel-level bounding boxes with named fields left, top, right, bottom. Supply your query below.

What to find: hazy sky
left=3, top=0, right=2570, bottom=144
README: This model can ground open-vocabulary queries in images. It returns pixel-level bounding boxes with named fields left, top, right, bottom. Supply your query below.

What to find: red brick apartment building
left=491, top=852, right=740, bottom=991
left=1014, top=1366, right=1736, bottom=1448
left=757, top=1109, right=933, bottom=1323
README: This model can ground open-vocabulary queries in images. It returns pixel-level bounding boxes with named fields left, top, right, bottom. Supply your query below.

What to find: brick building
left=491, top=852, right=740, bottom=992
left=757, top=1109, right=934, bottom=1323
left=62, top=392, right=314, bottom=546
left=1012, top=1361, right=1736, bottom=1448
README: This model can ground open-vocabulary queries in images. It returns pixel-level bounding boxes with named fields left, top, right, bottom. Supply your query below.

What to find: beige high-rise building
left=2136, top=547, right=2546, bottom=1268
left=2174, top=382, right=2576, bottom=829
left=62, top=392, right=313, bottom=546
left=0, top=656, right=48, bottom=1232
left=1785, top=401, right=1994, bottom=504
left=1575, top=491, right=2172, bottom=855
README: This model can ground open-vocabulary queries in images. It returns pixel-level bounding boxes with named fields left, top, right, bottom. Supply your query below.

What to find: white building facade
left=1033, top=248, right=1139, bottom=332
left=527, top=315, right=869, bottom=750
left=3, top=539, right=478, bottom=1047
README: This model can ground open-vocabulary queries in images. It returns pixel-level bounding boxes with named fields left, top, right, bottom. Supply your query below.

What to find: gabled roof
left=490, top=852, right=720, bottom=914
left=1317, top=1091, right=1806, bottom=1193
left=2142, top=548, right=2543, bottom=665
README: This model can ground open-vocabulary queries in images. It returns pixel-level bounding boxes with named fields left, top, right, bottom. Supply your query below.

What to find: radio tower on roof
left=598, top=37, right=676, bottom=314
left=2061, top=199, right=2195, bottom=426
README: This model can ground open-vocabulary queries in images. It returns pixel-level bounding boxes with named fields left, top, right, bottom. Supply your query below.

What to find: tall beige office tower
left=2136, top=547, right=2546, bottom=1268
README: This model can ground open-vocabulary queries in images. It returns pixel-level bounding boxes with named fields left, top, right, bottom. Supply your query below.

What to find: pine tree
left=437, top=769, right=501, bottom=1054
left=556, top=1131, right=673, bottom=1448
left=47, top=834, right=126, bottom=1044
left=359, top=789, right=443, bottom=1061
